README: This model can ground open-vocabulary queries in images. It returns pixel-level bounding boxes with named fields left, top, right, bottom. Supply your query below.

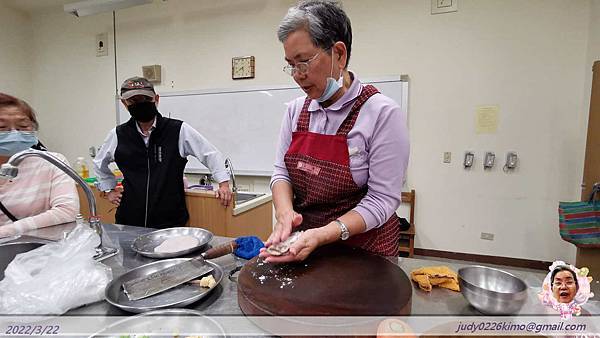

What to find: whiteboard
left=117, top=76, right=408, bottom=176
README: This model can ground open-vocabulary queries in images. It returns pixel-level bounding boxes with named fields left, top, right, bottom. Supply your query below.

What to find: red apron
left=284, top=85, right=401, bottom=256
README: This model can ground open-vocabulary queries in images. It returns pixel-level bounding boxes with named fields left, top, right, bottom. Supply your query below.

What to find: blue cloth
left=234, top=236, right=264, bottom=259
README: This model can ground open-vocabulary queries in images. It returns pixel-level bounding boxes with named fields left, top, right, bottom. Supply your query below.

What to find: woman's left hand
left=259, top=228, right=322, bottom=263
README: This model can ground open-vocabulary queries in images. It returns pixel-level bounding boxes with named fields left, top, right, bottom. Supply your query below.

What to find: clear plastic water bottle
left=75, top=157, right=90, bottom=178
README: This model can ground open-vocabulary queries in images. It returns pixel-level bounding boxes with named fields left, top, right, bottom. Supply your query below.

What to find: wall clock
left=232, top=56, right=255, bottom=79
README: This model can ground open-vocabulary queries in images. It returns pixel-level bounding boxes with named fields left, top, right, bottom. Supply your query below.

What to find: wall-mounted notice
left=476, top=105, right=499, bottom=134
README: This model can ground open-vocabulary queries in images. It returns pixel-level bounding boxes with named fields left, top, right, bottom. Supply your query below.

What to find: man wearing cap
left=93, top=76, right=232, bottom=228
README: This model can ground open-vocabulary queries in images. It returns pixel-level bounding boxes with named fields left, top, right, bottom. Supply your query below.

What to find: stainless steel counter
left=17, top=223, right=600, bottom=316
left=59, top=223, right=246, bottom=316
left=399, top=257, right=600, bottom=316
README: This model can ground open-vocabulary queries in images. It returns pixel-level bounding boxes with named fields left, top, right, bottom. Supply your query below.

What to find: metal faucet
left=225, top=158, right=237, bottom=193
left=200, top=174, right=212, bottom=186
left=0, top=149, right=118, bottom=260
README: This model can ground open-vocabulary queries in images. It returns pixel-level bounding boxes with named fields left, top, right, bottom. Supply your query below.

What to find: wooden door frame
left=581, top=60, right=600, bottom=200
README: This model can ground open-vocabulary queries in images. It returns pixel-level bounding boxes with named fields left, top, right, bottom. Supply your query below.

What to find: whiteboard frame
left=115, top=75, right=409, bottom=177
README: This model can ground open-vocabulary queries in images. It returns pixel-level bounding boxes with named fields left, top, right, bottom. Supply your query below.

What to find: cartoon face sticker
left=538, top=261, right=595, bottom=320
left=551, top=268, right=578, bottom=303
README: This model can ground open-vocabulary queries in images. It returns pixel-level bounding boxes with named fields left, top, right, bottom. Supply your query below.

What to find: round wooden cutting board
left=238, top=243, right=412, bottom=316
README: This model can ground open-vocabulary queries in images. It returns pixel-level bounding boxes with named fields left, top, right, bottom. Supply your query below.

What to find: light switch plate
left=443, top=152, right=451, bottom=163
left=431, top=0, right=457, bottom=14
left=89, top=146, right=97, bottom=158
left=480, top=232, right=494, bottom=241
left=484, top=152, right=495, bottom=169
left=96, top=33, right=108, bottom=57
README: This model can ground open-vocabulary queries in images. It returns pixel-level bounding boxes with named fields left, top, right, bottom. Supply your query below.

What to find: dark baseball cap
left=120, top=76, right=155, bottom=99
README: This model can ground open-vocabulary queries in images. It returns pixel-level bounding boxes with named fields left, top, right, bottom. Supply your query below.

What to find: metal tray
left=105, top=258, right=223, bottom=313
left=88, top=308, right=226, bottom=337
left=131, top=227, right=213, bottom=258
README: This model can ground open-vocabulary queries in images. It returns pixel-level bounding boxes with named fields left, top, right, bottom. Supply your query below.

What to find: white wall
left=30, top=9, right=116, bottom=160
left=354, top=0, right=590, bottom=263
left=23, top=0, right=597, bottom=262
left=0, top=3, right=33, bottom=100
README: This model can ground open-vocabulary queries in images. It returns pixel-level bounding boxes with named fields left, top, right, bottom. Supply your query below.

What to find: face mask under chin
left=128, top=101, right=158, bottom=122
left=316, top=50, right=343, bottom=103
left=316, top=75, right=343, bottom=103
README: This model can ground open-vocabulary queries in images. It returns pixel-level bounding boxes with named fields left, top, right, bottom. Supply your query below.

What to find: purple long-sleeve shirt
left=270, top=72, right=410, bottom=231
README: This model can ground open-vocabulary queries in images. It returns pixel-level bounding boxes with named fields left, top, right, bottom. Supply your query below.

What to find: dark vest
left=114, top=113, right=188, bottom=228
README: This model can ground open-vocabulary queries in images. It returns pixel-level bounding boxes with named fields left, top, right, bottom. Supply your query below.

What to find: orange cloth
left=410, top=266, right=460, bottom=292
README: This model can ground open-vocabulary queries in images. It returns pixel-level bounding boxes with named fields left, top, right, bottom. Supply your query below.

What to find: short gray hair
left=277, top=0, right=353, bottom=67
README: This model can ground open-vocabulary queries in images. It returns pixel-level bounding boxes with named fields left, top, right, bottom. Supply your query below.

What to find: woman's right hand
left=265, top=210, right=303, bottom=247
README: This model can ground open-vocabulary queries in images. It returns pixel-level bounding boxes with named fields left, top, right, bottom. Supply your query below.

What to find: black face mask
left=127, top=101, right=158, bottom=122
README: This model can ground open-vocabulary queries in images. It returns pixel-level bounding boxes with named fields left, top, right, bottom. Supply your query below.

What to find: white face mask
left=316, top=49, right=343, bottom=103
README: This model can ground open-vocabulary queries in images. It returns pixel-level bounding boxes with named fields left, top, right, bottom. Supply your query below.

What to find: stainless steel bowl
left=458, top=266, right=527, bottom=314
left=88, top=308, right=226, bottom=337
left=131, top=227, right=213, bottom=258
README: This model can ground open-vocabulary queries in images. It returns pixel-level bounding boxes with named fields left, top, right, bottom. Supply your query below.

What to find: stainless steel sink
left=235, top=192, right=265, bottom=204
left=0, top=242, right=45, bottom=280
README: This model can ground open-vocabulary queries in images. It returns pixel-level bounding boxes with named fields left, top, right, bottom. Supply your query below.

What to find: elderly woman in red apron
left=259, top=0, right=409, bottom=263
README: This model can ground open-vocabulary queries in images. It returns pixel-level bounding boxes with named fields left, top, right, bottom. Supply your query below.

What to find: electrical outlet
left=443, top=152, right=451, bottom=163
left=480, top=232, right=494, bottom=241
left=483, top=152, right=495, bottom=169
left=431, top=0, right=457, bottom=14
left=463, top=151, right=474, bottom=168
left=96, top=33, right=108, bottom=57
left=504, top=152, right=518, bottom=170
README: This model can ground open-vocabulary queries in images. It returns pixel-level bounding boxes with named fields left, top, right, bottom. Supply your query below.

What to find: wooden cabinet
left=185, top=190, right=273, bottom=241
left=78, top=186, right=273, bottom=241
left=76, top=185, right=116, bottom=224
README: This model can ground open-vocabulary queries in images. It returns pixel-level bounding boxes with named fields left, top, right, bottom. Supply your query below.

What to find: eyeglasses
left=552, top=281, right=576, bottom=288
left=282, top=52, right=321, bottom=76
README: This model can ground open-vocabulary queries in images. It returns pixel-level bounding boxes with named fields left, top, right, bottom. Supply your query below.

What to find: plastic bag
left=0, top=225, right=112, bottom=315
